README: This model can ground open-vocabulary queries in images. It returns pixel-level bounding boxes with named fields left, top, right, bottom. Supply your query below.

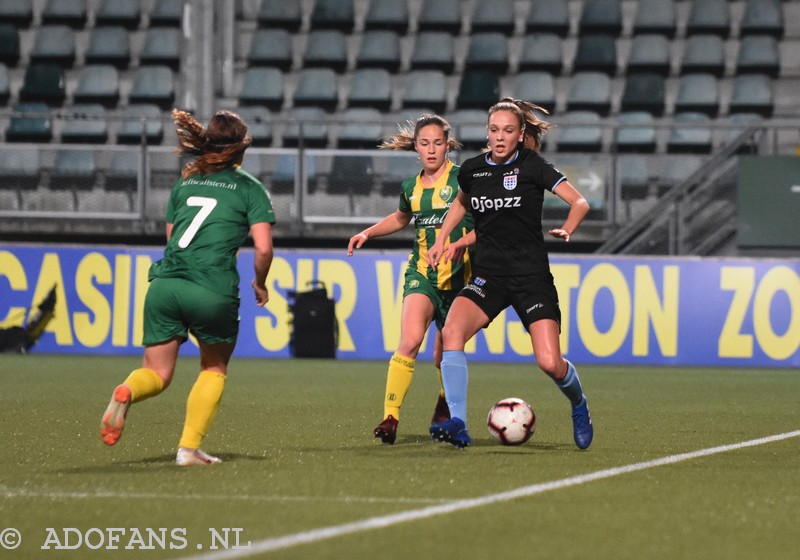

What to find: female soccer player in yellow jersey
left=347, top=114, right=475, bottom=444
left=100, top=109, right=276, bottom=465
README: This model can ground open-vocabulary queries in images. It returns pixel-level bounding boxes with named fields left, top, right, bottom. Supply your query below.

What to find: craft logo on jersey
left=438, top=185, right=453, bottom=201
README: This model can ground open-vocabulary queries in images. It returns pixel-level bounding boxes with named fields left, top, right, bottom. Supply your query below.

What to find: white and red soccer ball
left=487, top=398, right=536, bottom=445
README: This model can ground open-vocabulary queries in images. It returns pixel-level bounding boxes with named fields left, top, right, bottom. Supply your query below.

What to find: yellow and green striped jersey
left=398, top=161, right=473, bottom=291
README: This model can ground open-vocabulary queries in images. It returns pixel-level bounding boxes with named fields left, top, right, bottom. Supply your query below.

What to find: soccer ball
left=487, top=398, right=536, bottom=445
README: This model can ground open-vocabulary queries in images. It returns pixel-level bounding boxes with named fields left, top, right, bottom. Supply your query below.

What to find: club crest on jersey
left=409, top=279, right=420, bottom=289
left=438, top=185, right=453, bottom=201
left=473, top=276, right=486, bottom=286
left=503, top=174, right=517, bottom=190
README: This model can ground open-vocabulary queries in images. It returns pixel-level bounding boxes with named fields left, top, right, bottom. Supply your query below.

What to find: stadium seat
left=556, top=112, right=603, bottom=152
left=411, top=32, right=455, bottom=74
left=617, top=155, right=651, bottom=201
left=667, top=112, right=713, bottom=153
left=248, top=29, right=293, bottom=71
left=50, top=149, right=97, bottom=192
left=632, top=0, right=676, bottom=38
left=579, top=0, right=622, bottom=36
left=303, top=30, right=348, bottom=73
left=149, top=0, right=183, bottom=27
left=658, top=155, right=703, bottom=193
left=686, top=0, right=730, bottom=38
left=572, top=34, right=617, bottom=75
left=5, top=102, right=52, bottom=142
left=615, top=111, right=657, bottom=153
left=512, top=71, right=556, bottom=113
left=282, top=107, right=330, bottom=148
left=84, top=26, right=130, bottom=69
left=729, top=74, right=774, bottom=117
left=456, top=71, right=499, bottom=111
left=327, top=155, right=375, bottom=195
left=418, top=0, right=462, bottom=35
left=116, top=104, right=164, bottom=144
left=60, top=104, right=109, bottom=144
left=140, top=27, right=181, bottom=70
left=0, top=0, right=33, bottom=28
left=0, top=63, right=9, bottom=105
left=128, top=66, right=175, bottom=110
left=105, top=150, right=139, bottom=192
left=402, top=70, right=448, bottom=114
left=310, top=0, right=355, bottom=33
left=464, top=33, right=509, bottom=74
left=526, top=0, right=570, bottom=37
left=736, top=35, right=780, bottom=77
left=30, top=25, right=76, bottom=67
left=238, top=67, right=284, bottom=110
left=681, top=35, right=725, bottom=77
left=740, top=0, right=784, bottom=38
left=356, top=30, right=402, bottom=73
left=95, top=0, right=140, bottom=29
left=518, top=34, right=563, bottom=75
left=41, top=0, right=86, bottom=28
left=234, top=106, right=273, bottom=147
left=471, top=0, right=514, bottom=34
left=293, top=68, right=339, bottom=112
left=620, top=73, right=665, bottom=116
left=627, top=34, right=671, bottom=77
left=0, top=24, right=19, bottom=66
left=0, top=146, right=41, bottom=191
left=720, top=112, right=763, bottom=152
left=567, top=72, right=612, bottom=116
left=337, top=108, right=384, bottom=149
left=674, top=74, right=720, bottom=117
left=73, top=65, right=120, bottom=108
left=19, top=64, right=65, bottom=106
left=347, top=68, right=392, bottom=111
left=447, top=109, right=488, bottom=151
left=380, top=154, right=419, bottom=196
left=270, top=153, right=302, bottom=193
left=148, top=150, right=181, bottom=190
left=364, top=0, right=409, bottom=34
left=257, top=0, right=301, bottom=32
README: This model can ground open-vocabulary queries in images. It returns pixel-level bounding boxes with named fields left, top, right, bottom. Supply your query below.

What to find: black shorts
left=457, top=273, right=561, bottom=330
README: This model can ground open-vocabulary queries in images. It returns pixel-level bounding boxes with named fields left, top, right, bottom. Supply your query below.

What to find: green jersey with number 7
left=149, top=166, right=276, bottom=297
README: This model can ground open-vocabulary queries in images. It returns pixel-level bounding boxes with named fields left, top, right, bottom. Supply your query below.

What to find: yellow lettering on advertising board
left=74, top=252, right=112, bottom=348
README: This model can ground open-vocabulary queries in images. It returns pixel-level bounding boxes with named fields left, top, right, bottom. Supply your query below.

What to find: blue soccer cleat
left=572, top=397, right=594, bottom=450
left=430, top=417, right=472, bottom=449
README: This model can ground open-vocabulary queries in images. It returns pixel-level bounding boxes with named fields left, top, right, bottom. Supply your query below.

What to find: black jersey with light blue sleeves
left=457, top=148, right=565, bottom=277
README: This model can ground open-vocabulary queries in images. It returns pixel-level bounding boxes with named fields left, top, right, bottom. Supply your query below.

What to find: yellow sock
left=384, top=353, right=415, bottom=420
left=179, top=370, right=226, bottom=450
left=123, top=368, right=164, bottom=403
left=436, top=367, right=445, bottom=398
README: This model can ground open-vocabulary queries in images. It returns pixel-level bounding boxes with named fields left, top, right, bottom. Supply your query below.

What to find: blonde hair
left=487, top=97, right=552, bottom=153
left=380, top=114, right=462, bottom=151
left=173, top=109, right=252, bottom=179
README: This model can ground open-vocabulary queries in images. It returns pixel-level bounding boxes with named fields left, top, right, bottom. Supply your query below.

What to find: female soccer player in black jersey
left=426, top=98, right=593, bottom=449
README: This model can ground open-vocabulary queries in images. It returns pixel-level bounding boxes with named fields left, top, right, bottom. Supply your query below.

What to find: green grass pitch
left=0, top=354, right=798, bottom=560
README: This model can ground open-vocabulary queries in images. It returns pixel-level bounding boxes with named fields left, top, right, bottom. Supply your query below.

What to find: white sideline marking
left=183, top=430, right=800, bottom=560
left=0, top=488, right=445, bottom=506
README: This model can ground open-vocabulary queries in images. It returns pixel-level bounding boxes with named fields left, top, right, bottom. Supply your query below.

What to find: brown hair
left=173, top=109, right=252, bottom=179
left=487, top=97, right=552, bottom=153
left=380, top=113, right=462, bottom=152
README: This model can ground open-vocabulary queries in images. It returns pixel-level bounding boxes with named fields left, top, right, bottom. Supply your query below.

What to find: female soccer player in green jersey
left=347, top=114, right=475, bottom=445
left=100, top=109, right=276, bottom=466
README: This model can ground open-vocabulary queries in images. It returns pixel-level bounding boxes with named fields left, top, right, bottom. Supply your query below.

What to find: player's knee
left=536, top=353, right=563, bottom=379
